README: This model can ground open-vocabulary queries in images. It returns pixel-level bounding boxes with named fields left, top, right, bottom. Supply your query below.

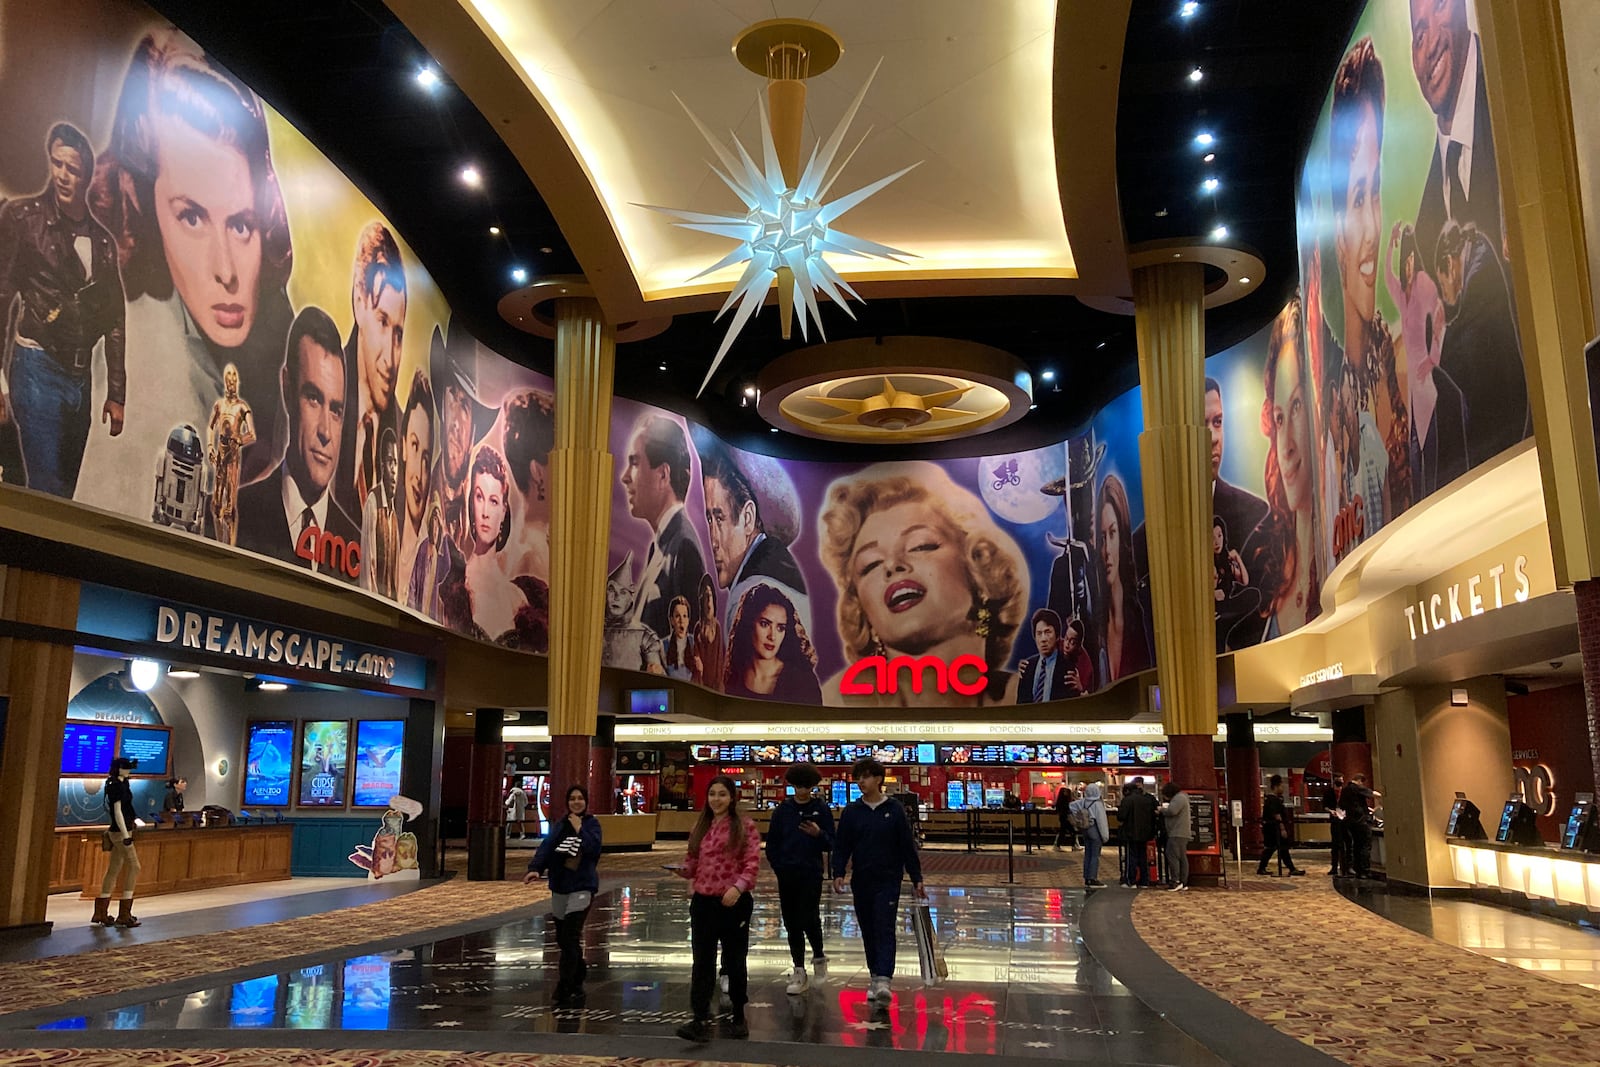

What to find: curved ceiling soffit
left=388, top=1, right=1131, bottom=326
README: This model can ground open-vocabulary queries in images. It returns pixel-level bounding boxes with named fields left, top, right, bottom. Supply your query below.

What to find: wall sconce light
left=128, top=658, right=161, bottom=692
left=1450, top=688, right=1469, bottom=706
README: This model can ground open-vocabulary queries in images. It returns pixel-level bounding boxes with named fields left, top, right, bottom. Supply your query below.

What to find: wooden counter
left=60, top=824, right=294, bottom=899
left=595, top=813, right=658, bottom=850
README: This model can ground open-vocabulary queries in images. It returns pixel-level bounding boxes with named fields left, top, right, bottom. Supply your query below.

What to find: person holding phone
left=832, top=758, right=925, bottom=1007
left=674, top=775, right=760, bottom=1042
left=523, top=784, right=602, bottom=1006
left=766, top=763, right=835, bottom=994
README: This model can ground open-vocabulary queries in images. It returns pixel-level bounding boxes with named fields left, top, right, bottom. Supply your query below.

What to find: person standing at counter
left=1053, top=782, right=1077, bottom=852
left=675, top=775, right=760, bottom=1043
left=523, top=784, right=602, bottom=1006
left=832, top=758, right=925, bottom=1007
left=162, top=776, right=187, bottom=815
left=1159, top=783, right=1190, bottom=891
left=1339, top=773, right=1379, bottom=879
left=766, top=763, right=834, bottom=995
left=93, top=757, right=142, bottom=928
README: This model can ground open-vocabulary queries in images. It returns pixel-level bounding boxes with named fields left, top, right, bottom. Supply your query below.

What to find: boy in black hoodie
left=766, top=763, right=835, bottom=994
left=832, top=758, right=925, bottom=1006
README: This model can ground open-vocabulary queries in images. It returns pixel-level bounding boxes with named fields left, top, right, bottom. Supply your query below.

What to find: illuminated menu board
left=936, top=742, right=1171, bottom=766
left=61, top=723, right=118, bottom=776
left=117, top=727, right=171, bottom=777
left=939, top=744, right=1007, bottom=765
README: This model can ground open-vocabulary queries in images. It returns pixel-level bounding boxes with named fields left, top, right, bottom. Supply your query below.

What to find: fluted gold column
left=547, top=295, right=616, bottom=792
left=1132, top=261, right=1217, bottom=790
left=1476, top=2, right=1600, bottom=792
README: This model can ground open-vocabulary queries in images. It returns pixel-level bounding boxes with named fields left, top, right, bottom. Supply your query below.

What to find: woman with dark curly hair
left=79, top=29, right=294, bottom=513
left=723, top=583, right=821, bottom=703
left=818, top=462, right=1025, bottom=706
left=1094, top=473, right=1151, bottom=682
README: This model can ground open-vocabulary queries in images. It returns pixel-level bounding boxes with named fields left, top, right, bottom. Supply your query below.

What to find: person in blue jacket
left=832, top=757, right=926, bottom=1007
left=766, top=762, right=835, bottom=994
left=524, top=783, right=603, bottom=1005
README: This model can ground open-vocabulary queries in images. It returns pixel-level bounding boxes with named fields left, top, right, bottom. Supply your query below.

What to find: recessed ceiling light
left=128, top=658, right=160, bottom=692
left=258, top=681, right=288, bottom=692
left=1211, top=225, right=1229, bottom=239
left=416, top=67, right=440, bottom=89
left=1188, top=67, right=1203, bottom=83
left=488, top=225, right=501, bottom=236
left=167, top=667, right=199, bottom=679
left=1180, top=1, right=1199, bottom=17
left=744, top=386, right=757, bottom=397
left=1096, top=341, right=1107, bottom=349
left=539, top=246, right=553, bottom=254
left=769, top=427, right=779, bottom=433
left=1041, top=369, right=1056, bottom=382
left=1172, top=252, right=1182, bottom=259
left=511, top=267, right=527, bottom=283
left=459, top=165, right=482, bottom=188
left=658, top=362, right=668, bottom=371
left=1155, top=207, right=1169, bottom=218
left=1029, top=403, right=1038, bottom=411
left=1202, top=177, right=1219, bottom=193
left=1203, top=152, right=1216, bottom=164
left=1239, top=276, right=1251, bottom=284
left=1194, top=132, right=1214, bottom=147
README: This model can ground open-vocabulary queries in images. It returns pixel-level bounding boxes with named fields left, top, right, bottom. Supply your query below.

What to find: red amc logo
left=839, top=654, right=988, bottom=698
left=294, top=525, right=363, bottom=581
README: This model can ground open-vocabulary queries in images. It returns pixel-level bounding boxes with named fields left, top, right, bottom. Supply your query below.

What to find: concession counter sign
left=75, top=583, right=428, bottom=691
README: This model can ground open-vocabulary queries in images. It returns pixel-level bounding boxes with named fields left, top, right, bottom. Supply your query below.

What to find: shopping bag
left=913, top=901, right=948, bottom=983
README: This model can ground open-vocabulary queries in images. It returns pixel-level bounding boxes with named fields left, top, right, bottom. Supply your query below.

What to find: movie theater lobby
left=4, top=2, right=1600, bottom=1067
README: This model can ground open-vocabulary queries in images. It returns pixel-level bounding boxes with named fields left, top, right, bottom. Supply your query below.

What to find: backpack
left=1068, top=801, right=1092, bottom=831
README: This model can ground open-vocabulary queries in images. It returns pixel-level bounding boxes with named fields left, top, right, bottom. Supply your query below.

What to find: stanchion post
left=1007, top=822, right=1016, bottom=884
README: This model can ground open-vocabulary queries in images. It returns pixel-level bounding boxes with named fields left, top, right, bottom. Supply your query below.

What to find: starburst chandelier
left=637, top=19, right=920, bottom=396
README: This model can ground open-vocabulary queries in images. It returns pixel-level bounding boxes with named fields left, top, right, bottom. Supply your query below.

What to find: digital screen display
left=60, top=723, right=117, bottom=776
left=749, top=744, right=782, bottom=762
left=117, top=727, right=170, bottom=777
left=965, top=781, right=984, bottom=809
left=228, top=975, right=279, bottom=1029
left=243, top=721, right=295, bottom=806
left=916, top=743, right=936, bottom=765
left=831, top=780, right=848, bottom=807
left=1495, top=801, right=1519, bottom=843
left=1562, top=802, right=1591, bottom=850
left=627, top=689, right=670, bottom=715
left=340, top=955, right=391, bottom=1030
left=298, top=720, right=350, bottom=807
left=849, top=783, right=862, bottom=803
left=1100, top=743, right=1121, bottom=764
left=1006, top=744, right=1034, bottom=763
left=719, top=744, right=752, bottom=762
left=285, top=965, right=334, bottom=1029
left=351, top=720, right=405, bottom=808
left=690, top=744, right=719, bottom=762
left=1447, top=797, right=1467, bottom=836
left=945, top=781, right=966, bottom=810
left=984, top=787, right=1005, bottom=808
left=813, top=744, right=840, bottom=764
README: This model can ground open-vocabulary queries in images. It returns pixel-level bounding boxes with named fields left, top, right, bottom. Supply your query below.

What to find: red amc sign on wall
left=839, top=655, right=988, bottom=698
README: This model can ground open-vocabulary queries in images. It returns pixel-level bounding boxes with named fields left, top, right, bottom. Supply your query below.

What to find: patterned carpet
left=1132, top=866, right=1600, bottom=1067
left=0, top=1053, right=764, bottom=1067
left=0, top=880, right=546, bottom=1017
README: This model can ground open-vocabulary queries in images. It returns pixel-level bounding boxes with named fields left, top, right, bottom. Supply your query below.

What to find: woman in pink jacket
left=674, top=774, right=761, bottom=1042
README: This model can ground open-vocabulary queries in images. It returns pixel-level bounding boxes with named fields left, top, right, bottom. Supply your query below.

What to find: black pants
left=1257, top=832, right=1296, bottom=873
left=690, top=891, right=753, bottom=1020
left=1054, top=814, right=1076, bottom=848
left=1124, top=839, right=1152, bottom=885
left=1328, top=818, right=1350, bottom=873
left=553, top=906, right=590, bottom=995
left=851, top=877, right=902, bottom=979
left=1347, top=821, right=1372, bottom=876
left=776, top=870, right=825, bottom=967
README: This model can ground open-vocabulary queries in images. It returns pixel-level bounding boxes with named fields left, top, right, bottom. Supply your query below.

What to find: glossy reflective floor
left=37, top=880, right=1223, bottom=1065
left=1343, top=883, right=1600, bottom=990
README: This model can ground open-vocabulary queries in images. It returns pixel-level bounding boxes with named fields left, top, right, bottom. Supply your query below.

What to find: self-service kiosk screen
left=1495, top=800, right=1519, bottom=843
left=1562, top=802, right=1592, bottom=850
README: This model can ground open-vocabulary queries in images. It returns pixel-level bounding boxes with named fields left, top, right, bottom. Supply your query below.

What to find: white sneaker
left=785, top=968, right=809, bottom=995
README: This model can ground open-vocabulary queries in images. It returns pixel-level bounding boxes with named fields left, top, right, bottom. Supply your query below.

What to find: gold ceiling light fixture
left=637, top=19, right=921, bottom=395
left=756, top=337, right=1033, bottom=445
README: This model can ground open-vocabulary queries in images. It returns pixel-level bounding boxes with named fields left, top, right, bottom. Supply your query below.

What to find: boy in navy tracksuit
left=766, top=763, right=835, bottom=994
left=832, top=758, right=925, bottom=1005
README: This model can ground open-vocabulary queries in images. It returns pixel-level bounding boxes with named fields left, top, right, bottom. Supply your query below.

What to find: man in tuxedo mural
left=620, top=414, right=707, bottom=640
left=237, top=306, right=359, bottom=578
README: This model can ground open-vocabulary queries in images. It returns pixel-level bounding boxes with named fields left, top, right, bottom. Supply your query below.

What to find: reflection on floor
left=1343, top=883, right=1600, bottom=990
left=44, top=878, right=376, bottom=925
left=39, top=880, right=1223, bottom=1065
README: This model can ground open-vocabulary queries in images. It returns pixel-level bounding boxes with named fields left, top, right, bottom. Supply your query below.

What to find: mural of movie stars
left=0, top=5, right=556, bottom=650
